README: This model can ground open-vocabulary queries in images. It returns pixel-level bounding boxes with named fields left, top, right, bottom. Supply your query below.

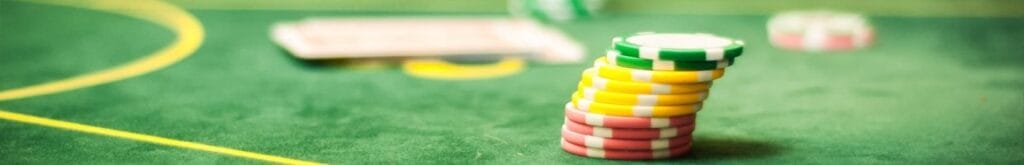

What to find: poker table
left=2, top=1, right=1023, bottom=164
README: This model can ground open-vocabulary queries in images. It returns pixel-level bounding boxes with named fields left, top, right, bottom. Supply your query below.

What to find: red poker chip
left=561, top=138, right=691, bottom=160
left=561, top=126, right=692, bottom=150
left=565, top=118, right=695, bottom=140
left=564, top=103, right=695, bottom=129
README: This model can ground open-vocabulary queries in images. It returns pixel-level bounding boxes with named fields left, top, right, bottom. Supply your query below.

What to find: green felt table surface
left=2, top=1, right=1023, bottom=164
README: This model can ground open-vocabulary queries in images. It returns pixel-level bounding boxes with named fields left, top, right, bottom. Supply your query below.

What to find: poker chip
left=580, top=69, right=712, bottom=95
left=560, top=138, right=690, bottom=160
left=612, top=33, right=744, bottom=61
left=559, top=32, right=745, bottom=160
left=770, top=32, right=872, bottom=51
left=576, top=86, right=708, bottom=106
left=564, top=103, right=696, bottom=129
left=594, top=57, right=725, bottom=83
left=565, top=118, right=695, bottom=139
left=606, top=50, right=733, bottom=71
left=562, top=125, right=692, bottom=150
left=572, top=93, right=702, bottom=117
left=508, top=0, right=605, bottom=22
left=767, top=10, right=874, bottom=52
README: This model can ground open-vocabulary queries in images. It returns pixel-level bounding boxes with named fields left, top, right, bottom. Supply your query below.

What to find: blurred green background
left=167, top=0, right=1024, bottom=17
left=2, top=0, right=1023, bottom=164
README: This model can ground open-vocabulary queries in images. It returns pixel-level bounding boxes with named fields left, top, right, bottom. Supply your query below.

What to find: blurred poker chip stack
left=561, top=32, right=745, bottom=160
left=767, top=10, right=874, bottom=52
left=508, top=0, right=605, bottom=22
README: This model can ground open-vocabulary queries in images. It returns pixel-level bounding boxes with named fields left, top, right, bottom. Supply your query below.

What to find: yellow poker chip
left=593, top=57, right=724, bottom=83
left=575, top=86, right=707, bottom=106
left=571, top=93, right=701, bottom=117
left=580, top=68, right=711, bottom=94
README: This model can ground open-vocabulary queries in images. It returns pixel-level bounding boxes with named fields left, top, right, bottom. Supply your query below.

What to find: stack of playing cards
left=271, top=17, right=584, bottom=64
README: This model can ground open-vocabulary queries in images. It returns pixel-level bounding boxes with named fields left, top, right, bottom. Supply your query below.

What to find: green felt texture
left=2, top=1, right=1024, bottom=164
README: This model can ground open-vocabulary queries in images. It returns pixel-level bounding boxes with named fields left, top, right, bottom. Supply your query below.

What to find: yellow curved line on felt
left=0, top=0, right=323, bottom=164
left=0, top=110, right=322, bottom=165
left=401, top=57, right=525, bottom=80
left=0, top=0, right=203, bottom=101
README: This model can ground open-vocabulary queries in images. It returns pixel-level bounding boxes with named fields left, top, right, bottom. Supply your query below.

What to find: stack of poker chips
left=561, top=32, right=744, bottom=160
left=767, top=10, right=874, bottom=52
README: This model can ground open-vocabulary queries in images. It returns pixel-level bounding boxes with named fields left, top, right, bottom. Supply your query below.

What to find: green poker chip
left=509, top=0, right=604, bottom=22
left=613, top=32, right=744, bottom=61
left=605, top=50, right=734, bottom=71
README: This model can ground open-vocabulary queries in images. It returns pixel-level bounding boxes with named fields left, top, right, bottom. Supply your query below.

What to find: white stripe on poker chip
left=631, top=70, right=653, bottom=81
left=585, top=136, right=604, bottom=147
left=705, top=48, right=724, bottom=60
left=605, top=51, right=621, bottom=65
left=697, top=70, right=712, bottom=81
left=651, top=139, right=669, bottom=148
left=584, top=113, right=604, bottom=126
left=636, top=95, right=658, bottom=105
left=804, top=25, right=827, bottom=51
left=650, top=84, right=671, bottom=94
left=639, top=47, right=660, bottom=60
left=582, top=88, right=597, bottom=99
left=652, top=150, right=670, bottom=158
left=606, top=50, right=620, bottom=56
left=660, top=128, right=678, bottom=138
left=591, top=77, right=608, bottom=90
left=633, top=106, right=654, bottom=117
left=611, top=37, right=622, bottom=47
left=652, top=60, right=675, bottom=70
left=586, top=147, right=606, bottom=157
left=577, top=99, right=592, bottom=110
left=650, top=118, right=670, bottom=127
left=592, top=127, right=613, bottom=137
left=605, top=52, right=617, bottom=64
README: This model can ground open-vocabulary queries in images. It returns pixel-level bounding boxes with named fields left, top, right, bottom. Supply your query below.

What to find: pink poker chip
left=766, top=10, right=875, bottom=52
left=560, top=138, right=691, bottom=160
left=561, top=126, right=692, bottom=150
left=769, top=31, right=874, bottom=51
left=565, top=118, right=695, bottom=140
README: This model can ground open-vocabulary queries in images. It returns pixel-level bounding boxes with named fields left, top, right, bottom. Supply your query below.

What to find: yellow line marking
left=0, top=110, right=322, bottom=165
left=0, top=0, right=203, bottom=101
left=1, top=0, right=324, bottom=164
